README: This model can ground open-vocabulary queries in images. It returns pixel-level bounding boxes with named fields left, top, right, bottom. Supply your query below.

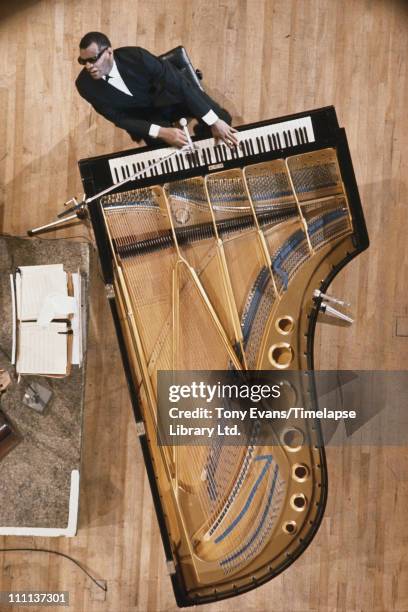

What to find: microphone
left=179, top=118, right=195, bottom=152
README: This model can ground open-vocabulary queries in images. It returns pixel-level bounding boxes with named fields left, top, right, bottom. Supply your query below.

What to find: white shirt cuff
left=149, top=124, right=161, bottom=138
left=202, top=110, right=219, bottom=126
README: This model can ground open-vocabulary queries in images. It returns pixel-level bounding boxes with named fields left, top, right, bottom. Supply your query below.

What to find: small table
left=0, top=235, right=90, bottom=536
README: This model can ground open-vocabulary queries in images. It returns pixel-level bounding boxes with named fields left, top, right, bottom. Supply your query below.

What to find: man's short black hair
left=79, top=32, right=111, bottom=50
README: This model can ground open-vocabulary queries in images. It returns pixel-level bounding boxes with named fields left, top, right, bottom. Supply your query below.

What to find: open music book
left=10, top=264, right=83, bottom=376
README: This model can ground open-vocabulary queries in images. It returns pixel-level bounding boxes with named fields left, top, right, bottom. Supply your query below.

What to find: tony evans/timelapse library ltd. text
left=164, top=381, right=357, bottom=438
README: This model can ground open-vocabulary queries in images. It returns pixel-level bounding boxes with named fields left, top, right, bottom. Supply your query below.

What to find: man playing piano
left=76, top=32, right=238, bottom=149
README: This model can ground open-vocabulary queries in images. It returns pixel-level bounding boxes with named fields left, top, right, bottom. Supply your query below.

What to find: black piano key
left=201, top=148, right=208, bottom=165
left=114, top=168, right=120, bottom=183
left=288, top=131, right=293, bottom=146
left=195, top=150, right=201, bottom=165
left=276, top=133, right=282, bottom=148
left=132, top=162, right=137, bottom=176
left=260, top=135, right=267, bottom=152
left=267, top=134, right=273, bottom=151
left=184, top=153, right=192, bottom=168
left=271, top=134, right=277, bottom=150
left=283, top=132, right=289, bottom=147
left=248, top=139, right=255, bottom=155
left=121, top=167, right=126, bottom=180
left=303, top=126, right=309, bottom=143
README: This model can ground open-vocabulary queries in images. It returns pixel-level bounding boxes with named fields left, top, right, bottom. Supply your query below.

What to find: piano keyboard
left=108, top=117, right=315, bottom=185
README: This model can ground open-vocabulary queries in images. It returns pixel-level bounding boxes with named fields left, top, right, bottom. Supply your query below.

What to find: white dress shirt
left=104, top=61, right=219, bottom=138
left=104, top=60, right=133, bottom=96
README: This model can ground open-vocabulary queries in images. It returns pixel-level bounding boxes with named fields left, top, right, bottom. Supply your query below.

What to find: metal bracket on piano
left=105, top=284, right=115, bottom=300
left=135, top=421, right=146, bottom=436
left=166, top=560, right=176, bottom=576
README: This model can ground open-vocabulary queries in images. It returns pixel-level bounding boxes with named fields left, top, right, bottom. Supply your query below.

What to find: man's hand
left=158, top=127, right=188, bottom=148
left=211, top=119, right=239, bottom=148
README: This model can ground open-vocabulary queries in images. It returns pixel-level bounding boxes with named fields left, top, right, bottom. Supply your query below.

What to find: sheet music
left=16, top=322, right=68, bottom=375
left=15, top=264, right=67, bottom=321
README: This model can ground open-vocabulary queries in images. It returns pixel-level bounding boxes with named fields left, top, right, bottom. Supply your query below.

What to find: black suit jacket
left=75, top=47, right=217, bottom=139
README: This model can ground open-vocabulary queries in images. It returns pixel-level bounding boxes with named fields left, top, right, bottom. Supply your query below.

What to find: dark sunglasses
left=78, top=47, right=108, bottom=66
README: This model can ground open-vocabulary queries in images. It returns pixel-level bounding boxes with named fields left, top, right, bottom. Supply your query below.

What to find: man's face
left=79, top=42, right=113, bottom=79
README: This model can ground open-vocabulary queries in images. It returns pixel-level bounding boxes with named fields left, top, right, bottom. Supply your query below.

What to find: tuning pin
left=320, top=302, right=354, bottom=324
left=313, top=289, right=350, bottom=308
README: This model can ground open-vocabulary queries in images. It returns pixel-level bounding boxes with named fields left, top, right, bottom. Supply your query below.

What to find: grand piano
left=79, top=106, right=368, bottom=606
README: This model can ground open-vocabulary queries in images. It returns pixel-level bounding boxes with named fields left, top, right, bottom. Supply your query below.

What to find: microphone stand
left=28, top=120, right=197, bottom=236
